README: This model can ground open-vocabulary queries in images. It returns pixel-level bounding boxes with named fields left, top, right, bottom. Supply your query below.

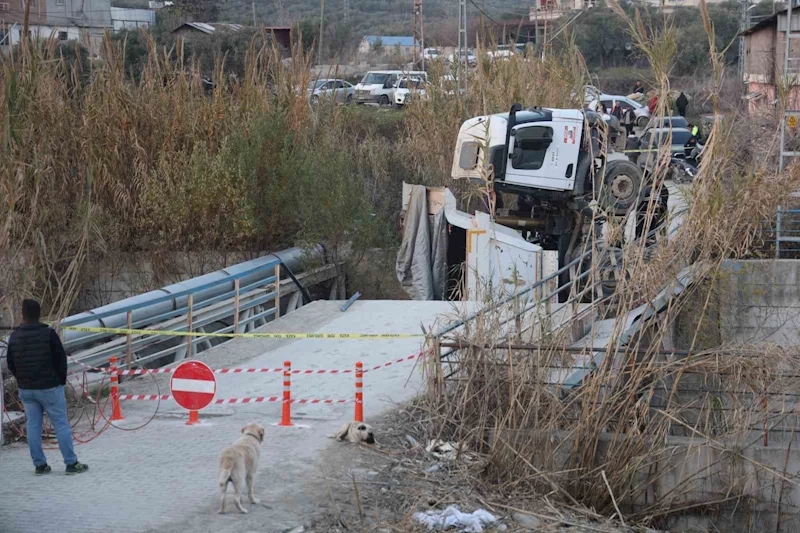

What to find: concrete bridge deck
left=0, top=300, right=476, bottom=533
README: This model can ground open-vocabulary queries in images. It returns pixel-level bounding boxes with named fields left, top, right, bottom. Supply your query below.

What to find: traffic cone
left=110, top=357, right=125, bottom=421
left=278, top=361, right=293, bottom=427
left=354, top=361, right=363, bottom=423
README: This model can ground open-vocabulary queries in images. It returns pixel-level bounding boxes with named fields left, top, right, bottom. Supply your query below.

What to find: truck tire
left=597, top=159, right=643, bottom=214
left=637, top=115, right=649, bottom=128
left=380, top=95, right=390, bottom=107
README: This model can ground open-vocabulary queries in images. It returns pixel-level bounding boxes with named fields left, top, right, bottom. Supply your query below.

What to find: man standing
left=7, top=300, right=89, bottom=475
left=632, top=80, right=645, bottom=94
left=676, top=91, right=689, bottom=117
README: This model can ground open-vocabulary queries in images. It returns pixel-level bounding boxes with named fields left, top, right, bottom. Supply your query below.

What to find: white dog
left=217, top=423, right=265, bottom=514
left=331, top=421, right=376, bottom=444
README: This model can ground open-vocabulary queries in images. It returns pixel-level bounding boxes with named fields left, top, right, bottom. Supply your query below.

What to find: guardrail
left=776, top=207, right=800, bottom=258
left=63, top=261, right=341, bottom=373
left=427, top=209, right=687, bottom=392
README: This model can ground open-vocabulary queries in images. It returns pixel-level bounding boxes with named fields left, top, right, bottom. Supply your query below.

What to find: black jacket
left=676, top=93, right=689, bottom=110
left=6, top=322, right=68, bottom=390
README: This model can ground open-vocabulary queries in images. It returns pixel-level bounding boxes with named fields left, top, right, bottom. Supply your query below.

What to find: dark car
left=645, top=116, right=689, bottom=131
left=628, top=127, right=696, bottom=169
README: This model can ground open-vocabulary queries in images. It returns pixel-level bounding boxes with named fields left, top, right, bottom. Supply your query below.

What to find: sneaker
left=35, top=464, right=51, bottom=475
left=65, top=462, right=89, bottom=475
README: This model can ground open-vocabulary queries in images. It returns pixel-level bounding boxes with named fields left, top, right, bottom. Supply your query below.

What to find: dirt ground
left=298, top=407, right=643, bottom=533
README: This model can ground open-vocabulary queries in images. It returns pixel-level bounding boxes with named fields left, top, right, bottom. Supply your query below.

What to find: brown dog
left=331, top=421, right=376, bottom=444
left=217, top=423, right=265, bottom=514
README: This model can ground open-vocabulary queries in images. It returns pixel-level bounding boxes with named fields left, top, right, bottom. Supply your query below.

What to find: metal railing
left=776, top=206, right=800, bottom=258
left=428, top=209, right=689, bottom=391
left=63, top=260, right=340, bottom=373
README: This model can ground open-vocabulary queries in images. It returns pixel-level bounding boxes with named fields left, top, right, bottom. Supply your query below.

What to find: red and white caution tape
left=113, top=350, right=429, bottom=376
left=68, top=356, right=109, bottom=374
left=118, top=394, right=349, bottom=404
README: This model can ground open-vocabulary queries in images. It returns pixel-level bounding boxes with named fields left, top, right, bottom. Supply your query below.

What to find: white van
left=354, top=70, right=427, bottom=106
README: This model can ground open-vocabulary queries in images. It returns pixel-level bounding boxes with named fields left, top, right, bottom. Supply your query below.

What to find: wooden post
left=186, top=294, right=193, bottom=359
left=126, top=311, right=133, bottom=370
left=274, top=264, right=281, bottom=319
left=233, top=279, right=240, bottom=334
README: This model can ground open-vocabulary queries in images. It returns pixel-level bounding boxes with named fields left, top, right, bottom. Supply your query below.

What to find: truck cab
left=452, top=104, right=640, bottom=213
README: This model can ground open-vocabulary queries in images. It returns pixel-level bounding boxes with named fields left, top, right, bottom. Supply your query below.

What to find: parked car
left=630, top=127, right=698, bottom=171
left=307, top=78, right=354, bottom=104
left=487, top=43, right=526, bottom=61
left=393, top=76, right=428, bottom=107
left=353, top=70, right=427, bottom=106
left=645, top=116, right=689, bottom=131
left=423, top=47, right=440, bottom=61
left=590, top=94, right=650, bottom=127
left=447, top=50, right=476, bottom=66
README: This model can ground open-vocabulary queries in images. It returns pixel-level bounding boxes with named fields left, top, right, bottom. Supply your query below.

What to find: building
left=171, top=22, right=244, bottom=37
left=110, top=7, right=155, bottom=31
left=358, top=35, right=418, bottom=56
left=741, top=8, right=800, bottom=115
left=0, top=0, right=112, bottom=53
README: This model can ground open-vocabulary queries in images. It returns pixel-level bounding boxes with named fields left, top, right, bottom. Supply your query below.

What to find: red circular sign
left=170, top=361, right=217, bottom=411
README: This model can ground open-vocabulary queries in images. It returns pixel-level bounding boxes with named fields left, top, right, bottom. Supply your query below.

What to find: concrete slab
left=0, top=300, right=477, bottom=533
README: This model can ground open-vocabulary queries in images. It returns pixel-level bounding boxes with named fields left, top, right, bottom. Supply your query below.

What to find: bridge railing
left=62, top=260, right=340, bottom=372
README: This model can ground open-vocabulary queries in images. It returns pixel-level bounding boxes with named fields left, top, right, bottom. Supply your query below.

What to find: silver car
left=308, top=79, right=354, bottom=104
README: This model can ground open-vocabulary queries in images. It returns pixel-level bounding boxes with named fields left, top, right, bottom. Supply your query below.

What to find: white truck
left=353, top=70, right=427, bottom=106
left=399, top=104, right=688, bottom=303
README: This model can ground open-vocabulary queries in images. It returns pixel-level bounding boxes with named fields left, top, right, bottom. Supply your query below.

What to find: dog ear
left=241, top=425, right=247, bottom=433
left=358, top=425, right=366, bottom=431
left=258, top=427, right=265, bottom=442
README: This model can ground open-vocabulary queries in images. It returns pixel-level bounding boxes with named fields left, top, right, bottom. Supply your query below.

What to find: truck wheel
left=380, top=95, right=390, bottom=107
left=637, top=115, right=649, bottom=128
left=596, top=247, right=626, bottom=298
left=598, top=159, right=643, bottom=214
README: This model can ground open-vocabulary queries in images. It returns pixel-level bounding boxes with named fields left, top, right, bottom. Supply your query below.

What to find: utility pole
left=276, top=0, right=284, bottom=25
left=344, top=0, right=349, bottom=23
left=738, top=0, right=751, bottom=85
left=534, top=0, right=540, bottom=59
left=458, top=0, right=467, bottom=95
left=413, top=0, right=424, bottom=69
left=319, top=0, right=325, bottom=63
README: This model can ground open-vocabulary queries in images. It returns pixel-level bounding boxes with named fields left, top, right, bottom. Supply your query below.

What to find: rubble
left=413, top=505, right=505, bottom=532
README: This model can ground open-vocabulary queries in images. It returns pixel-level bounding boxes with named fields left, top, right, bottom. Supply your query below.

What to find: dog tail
left=218, top=457, right=234, bottom=488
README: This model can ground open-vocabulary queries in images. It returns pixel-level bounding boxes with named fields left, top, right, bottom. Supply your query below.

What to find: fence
left=776, top=206, right=800, bottom=258
left=101, top=350, right=427, bottom=426
left=61, top=259, right=341, bottom=373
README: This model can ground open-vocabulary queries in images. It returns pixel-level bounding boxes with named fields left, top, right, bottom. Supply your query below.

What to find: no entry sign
left=170, top=361, right=217, bottom=411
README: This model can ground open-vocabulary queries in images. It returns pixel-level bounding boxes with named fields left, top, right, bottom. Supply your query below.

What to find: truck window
left=511, top=126, right=553, bottom=170
left=459, top=141, right=481, bottom=170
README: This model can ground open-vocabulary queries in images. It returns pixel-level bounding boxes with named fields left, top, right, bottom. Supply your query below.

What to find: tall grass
left=0, top=31, right=404, bottom=320
left=420, top=3, right=800, bottom=529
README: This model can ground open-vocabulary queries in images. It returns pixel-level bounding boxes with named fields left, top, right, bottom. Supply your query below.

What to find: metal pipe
left=439, top=341, right=695, bottom=356
left=340, top=292, right=361, bottom=312
left=59, top=246, right=323, bottom=350
left=494, top=216, right=546, bottom=229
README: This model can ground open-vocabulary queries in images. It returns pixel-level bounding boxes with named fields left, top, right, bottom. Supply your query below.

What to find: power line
left=467, top=0, right=501, bottom=26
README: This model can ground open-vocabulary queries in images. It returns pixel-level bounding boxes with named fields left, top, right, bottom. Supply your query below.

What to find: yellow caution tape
left=60, top=325, right=425, bottom=339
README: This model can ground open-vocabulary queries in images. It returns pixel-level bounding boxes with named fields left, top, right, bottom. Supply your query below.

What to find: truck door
left=504, top=120, right=583, bottom=192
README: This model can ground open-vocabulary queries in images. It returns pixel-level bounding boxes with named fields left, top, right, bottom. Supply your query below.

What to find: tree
left=372, top=37, right=384, bottom=55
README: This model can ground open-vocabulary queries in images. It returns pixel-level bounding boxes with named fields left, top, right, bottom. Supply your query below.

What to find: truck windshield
left=361, top=73, right=389, bottom=85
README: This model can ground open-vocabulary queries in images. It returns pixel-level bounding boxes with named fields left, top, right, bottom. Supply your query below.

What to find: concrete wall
left=110, top=7, right=155, bottom=31
left=718, top=260, right=800, bottom=346
left=75, top=251, right=261, bottom=312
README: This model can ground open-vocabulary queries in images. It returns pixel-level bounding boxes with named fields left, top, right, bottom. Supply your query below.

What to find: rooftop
left=363, top=35, right=418, bottom=47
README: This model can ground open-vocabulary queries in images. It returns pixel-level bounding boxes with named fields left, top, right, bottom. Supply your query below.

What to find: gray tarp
left=396, top=185, right=448, bottom=300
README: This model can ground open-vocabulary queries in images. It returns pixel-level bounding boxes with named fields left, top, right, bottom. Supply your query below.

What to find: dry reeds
left=422, top=3, right=800, bottom=529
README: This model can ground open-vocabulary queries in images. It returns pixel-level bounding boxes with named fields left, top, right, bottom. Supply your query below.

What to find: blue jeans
left=19, top=386, right=78, bottom=467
